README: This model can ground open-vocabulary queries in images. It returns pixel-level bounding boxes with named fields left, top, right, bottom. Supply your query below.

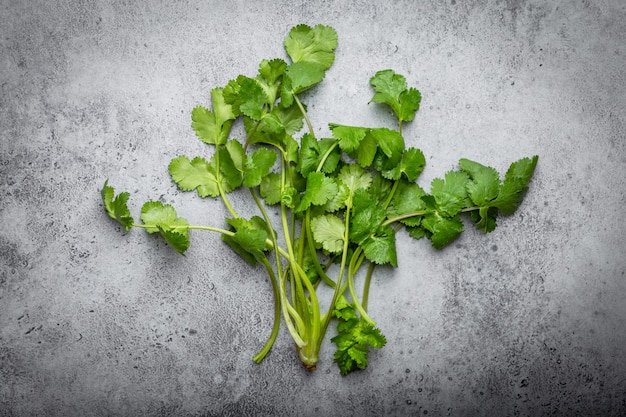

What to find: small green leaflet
left=284, top=24, right=338, bottom=70
left=371, top=128, right=405, bottom=172
left=388, top=181, right=428, bottom=227
left=360, top=225, right=398, bottom=267
left=260, top=172, right=282, bottom=205
left=257, top=58, right=287, bottom=105
left=101, top=180, right=134, bottom=232
left=331, top=299, right=387, bottom=375
left=337, top=164, right=372, bottom=195
left=349, top=189, right=386, bottom=244
left=459, top=158, right=500, bottom=206
left=430, top=170, right=470, bottom=217
left=298, top=133, right=341, bottom=177
left=421, top=212, right=464, bottom=249
left=381, top=147, right=426, bottom=181
left=492, top=155, right=539, bottom=215
left=140, top=201, right=190, bottom=255
left=310, top=214, right=345, bottom=253
left=168, top=155, right=223, bottom=198
left=222, top=217, right=270, bottom=265
left=329, top=124, right=368, bottom=153
left=281, top=62, right=326, bottom=107
left=224, top=75, right=269, bottom=120
left=243, top=148, right=277, bottom=188
left=191, top=88, right=236, bottom=146
left=295, top=172, right=338, bottom=213
left=369, top=69, right=421, bottom=123
left=458, top=156, right=539, bottom=232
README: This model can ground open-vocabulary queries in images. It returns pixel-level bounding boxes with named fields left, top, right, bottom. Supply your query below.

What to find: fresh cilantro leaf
left=369, top=69, right=421, bottom=123
left=371, top=128, right=405, bottom=173
left=349, top=190, right=387, bottom=244
left=222, top=216, right=270, bottom=265
left=398, top=87, right=422, bottom=122
left=388, top=181, right=427, bottom=227
left=369, top=174, right=394, bottom=204
left=333, top=295, right=358, bottom=321
left=492, top=155, right=539, bottom=215
left=337, top=164, right=372, bottom=195
left=281, top=61, right=326, bottom=107
left=257, top=58, right=287, bottom=105
left=323, top=183, right=350, bottom=212
left=470, top=206, right=498, bottom=233
left=168, top=155, right=220, bottom=198
left=140, top=201, right=190, bottom=255
left=329, top=124, right=369, bottom=153
left=259, top=172, right=282, bottom=205
left=360, top=225, right=398, bottom=267
left=271, top=102, right=305, bottom=135
left=243, top=148, right=278, bottom=188
left=355, top=132, right=378, bottom=168
left=281, top=185, right=300, bottom=209
left=331, top=299, right=387, bottom=375
left=382, top=147, right=426, bottom=181
left=140, top=201, right=189, bottom=234
left=310, top=214, right=345, bottom=253
left=430, top=170, right=470, bottom=216
left=406, top=226, right=427, bottom=241
left=295, top=172, right=338, bottom=212
left=298, top=134, right=341, bottom=177
left=218, top=140, right=245, bottom=189
left=421, top=213, right=464, bottom=249
left=101, top=180, right=134, bottom=232
left=284, top=24, right=338, bottom=70
left=459, top=158, right=501, bottom=206
left=157, top=226, right=190, bottom=255
left=191, top=88, right=236, bottom=146
left=224, top=75, right=269, bottom=120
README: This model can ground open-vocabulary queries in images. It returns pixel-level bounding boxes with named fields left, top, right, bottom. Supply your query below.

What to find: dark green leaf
left=243, top=148, right=278, bottom=188
left=430, top=170, right=470, bottom=216
left=421, top=213, right=464, bottom=249
left=492, top=155, right=539, bottom=215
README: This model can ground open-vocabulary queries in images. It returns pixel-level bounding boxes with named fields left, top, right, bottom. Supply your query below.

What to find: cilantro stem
left=361, top=262, right=376, bottom=311
left=383, top=210, right=427, bottom=226
left=319, top=201, right=352, bottom=342
left=214, top=144, right=239, bottom=219
left=383, top=180, right=400, bottom=209
left=294, top=95, right=314, bottom=137
left=315, top=140, right=339, bottom=173
left=253, top=256, right=281, bottom=363
left=305, top=210, right=337, bottom=288
left=345, top=246, right=375, bottom=326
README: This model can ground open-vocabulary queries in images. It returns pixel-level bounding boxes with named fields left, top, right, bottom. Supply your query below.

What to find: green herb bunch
left=101, top=24, right=538, bottom=375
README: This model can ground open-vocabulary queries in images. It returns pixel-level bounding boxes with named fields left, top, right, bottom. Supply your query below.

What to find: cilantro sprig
left=100, top=24, right=538, bottom=375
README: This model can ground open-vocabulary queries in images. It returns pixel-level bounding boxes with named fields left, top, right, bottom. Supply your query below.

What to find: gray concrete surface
left=1, top=0, right=625, bottom=415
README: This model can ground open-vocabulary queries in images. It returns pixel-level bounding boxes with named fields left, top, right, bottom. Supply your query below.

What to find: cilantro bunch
left=101, top=24, right=538, bottom=375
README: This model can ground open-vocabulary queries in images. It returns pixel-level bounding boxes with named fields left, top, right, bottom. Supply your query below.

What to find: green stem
left=213, top=144, right=238, bottom=219
left=305, top=210, right=337, bottom=288
left=361, top=262, right=376, bottom=311
left=252, top=256, right=281, bottom=363
left=319, top=201, right=352, bottom=342
left=294, top=94, right=315, bottom=137
left=315, top=140, right=339, bottom=173
left=382, top=179, right=400, bottom=210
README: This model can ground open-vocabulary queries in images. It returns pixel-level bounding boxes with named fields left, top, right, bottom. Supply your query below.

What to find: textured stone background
left=1, top=0, right=625, bottom=416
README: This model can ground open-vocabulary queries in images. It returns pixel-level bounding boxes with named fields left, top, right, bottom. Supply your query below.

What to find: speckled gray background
left=1, top=0, right=625, bottom=416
